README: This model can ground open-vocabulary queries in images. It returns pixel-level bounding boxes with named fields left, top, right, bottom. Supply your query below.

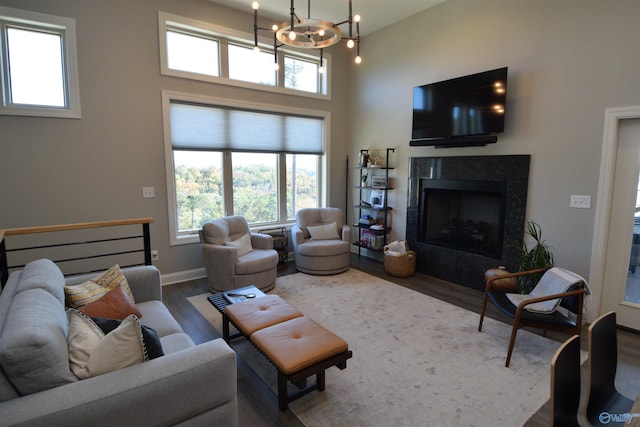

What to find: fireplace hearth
left=407, top=155, right=530, bottom=291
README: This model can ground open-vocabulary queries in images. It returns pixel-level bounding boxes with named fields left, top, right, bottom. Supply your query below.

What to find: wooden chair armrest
left=485, top=266, right=550, bottom=292
left=514, top=285, right=586, bottom=312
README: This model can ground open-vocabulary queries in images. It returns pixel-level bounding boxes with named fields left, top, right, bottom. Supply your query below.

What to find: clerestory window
left=158, top=12, right=329, bottom=98
left=0, top=6, right=81, bottom=118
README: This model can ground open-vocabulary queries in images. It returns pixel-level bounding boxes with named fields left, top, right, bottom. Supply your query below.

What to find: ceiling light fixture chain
left=252, top=0, right=362, bottom=70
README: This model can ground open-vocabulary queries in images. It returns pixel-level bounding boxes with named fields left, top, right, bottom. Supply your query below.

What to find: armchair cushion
left=308, top=222, right=340, bottom=240
left=225, top=232, right=253, bottom=257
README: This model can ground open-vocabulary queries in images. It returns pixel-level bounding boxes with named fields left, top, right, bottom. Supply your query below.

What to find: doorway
left=592, top=108, right=640, bottom=330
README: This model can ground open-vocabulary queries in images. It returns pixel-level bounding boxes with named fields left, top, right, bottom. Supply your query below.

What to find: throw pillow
left=67, top=309, right=105, bottom=379
left=225, top=233, right=253, bottom=257
left=93, top=264, right=135, bottom=302
left=88, top=315, right=146, bottom=377
left=65, top=264, right=141, bottom=320
left=77, top=285, right=142, bottom=320
left=307, top=222, right=340, bottom=240
left=67, top=309, right=161, bottom=379
left=92, top=317, right=164, bottom=360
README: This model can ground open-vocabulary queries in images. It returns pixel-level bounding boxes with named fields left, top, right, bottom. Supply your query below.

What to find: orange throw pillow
left=78, top=285, right=142, bottom=320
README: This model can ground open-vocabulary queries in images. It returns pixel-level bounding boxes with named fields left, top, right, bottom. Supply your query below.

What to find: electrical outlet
left=570, top=195, right=591, bottom=209
left=151, top=250, right=159, bottom=261
left=142, top=187, right=155, bottom=198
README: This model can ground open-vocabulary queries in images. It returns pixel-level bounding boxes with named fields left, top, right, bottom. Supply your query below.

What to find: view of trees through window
left=174, top=151, right=318, bottom=233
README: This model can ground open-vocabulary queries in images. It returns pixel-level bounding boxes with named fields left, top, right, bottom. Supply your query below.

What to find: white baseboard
left=161, top=267, right=206, bottom=286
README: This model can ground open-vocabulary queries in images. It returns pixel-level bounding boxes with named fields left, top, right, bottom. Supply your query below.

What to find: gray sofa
left=0, top=259, right=238, bottom=426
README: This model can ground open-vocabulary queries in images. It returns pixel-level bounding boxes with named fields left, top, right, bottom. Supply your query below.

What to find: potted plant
left=514, top=221, right=555, bottom=293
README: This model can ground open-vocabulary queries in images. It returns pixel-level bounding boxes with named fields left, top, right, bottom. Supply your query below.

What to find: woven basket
left=384, top=250, right=417, bottom=277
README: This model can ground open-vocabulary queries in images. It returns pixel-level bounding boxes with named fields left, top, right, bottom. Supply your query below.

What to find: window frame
left=0, top=6, right=81, bottom=119
left=162, top=90, right=330, bottom=245
left=158, top=11, right=331, bottom=100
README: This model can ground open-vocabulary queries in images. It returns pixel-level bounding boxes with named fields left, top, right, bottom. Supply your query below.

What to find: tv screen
left=411, top=67, right=508, bottom=143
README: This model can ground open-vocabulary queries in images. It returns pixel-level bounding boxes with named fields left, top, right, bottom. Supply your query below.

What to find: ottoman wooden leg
left=316, top=371, right=325, bottom=391
left=278, top=371, right=289, bottom=410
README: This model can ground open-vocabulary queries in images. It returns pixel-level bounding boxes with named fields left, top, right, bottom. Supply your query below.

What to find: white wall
left=350, top=0, right=640, bottom=316
left=0, top=0, right=351, bottom=278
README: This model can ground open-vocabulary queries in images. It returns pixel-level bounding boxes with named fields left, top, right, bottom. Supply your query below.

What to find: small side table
left=260, top=227, right=288, bottom=266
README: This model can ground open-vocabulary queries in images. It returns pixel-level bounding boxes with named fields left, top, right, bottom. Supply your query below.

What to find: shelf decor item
left=369, top=189, right=385, bottom=209
left=371, top=176, right=387, bottom=188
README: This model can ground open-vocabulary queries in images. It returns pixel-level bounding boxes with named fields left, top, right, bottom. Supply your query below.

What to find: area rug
left=188, top=269, right=562, bottom=427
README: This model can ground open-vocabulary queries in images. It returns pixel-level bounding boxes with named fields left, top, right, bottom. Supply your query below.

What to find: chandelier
left=252, top=0, right=361, bottom=70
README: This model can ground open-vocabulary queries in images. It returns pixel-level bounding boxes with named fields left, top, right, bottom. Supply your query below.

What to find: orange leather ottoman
left=250, top=316, right=352, bottom=410
left=224, top=294, right=302, bottom=337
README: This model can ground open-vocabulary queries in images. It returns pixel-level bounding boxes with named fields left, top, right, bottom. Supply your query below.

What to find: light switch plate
left=142, top=187, right=155, bottom=198
left=570, top=195, right=591, bottom=209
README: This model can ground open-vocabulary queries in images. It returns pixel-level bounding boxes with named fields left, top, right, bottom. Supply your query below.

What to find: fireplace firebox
left=407, top=155, right=530, bottom=291
left=420, top=180, right=506, bottom=259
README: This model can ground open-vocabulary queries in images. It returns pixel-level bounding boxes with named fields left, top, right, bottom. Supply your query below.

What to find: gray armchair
left=199, top=216, right=279, bottom=292
left=291, top=208, right=351, bottom=275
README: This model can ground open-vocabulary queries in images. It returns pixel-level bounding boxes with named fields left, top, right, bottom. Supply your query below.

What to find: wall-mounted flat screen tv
left=410, top=67, right=508, bottom=147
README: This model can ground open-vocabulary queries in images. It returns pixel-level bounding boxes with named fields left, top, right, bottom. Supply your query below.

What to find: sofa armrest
left=0, top=339, right=238, bottom=427
left=120, top=265, right=162, bottom=303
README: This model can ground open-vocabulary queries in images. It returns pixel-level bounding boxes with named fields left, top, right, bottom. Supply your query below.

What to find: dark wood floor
left=162, top=254, right=640, bottom=427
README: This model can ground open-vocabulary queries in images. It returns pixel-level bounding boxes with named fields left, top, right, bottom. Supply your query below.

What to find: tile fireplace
left=407, top=155, right=530, bottom=290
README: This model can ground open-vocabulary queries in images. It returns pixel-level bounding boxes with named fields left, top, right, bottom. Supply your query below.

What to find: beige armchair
left=291, top=208, right=351, bottom=275
left=199, top=216, right=279, bottom=292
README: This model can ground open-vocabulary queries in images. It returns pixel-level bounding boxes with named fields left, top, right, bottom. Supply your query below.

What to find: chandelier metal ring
left=275, top=18, right=342, bottom=49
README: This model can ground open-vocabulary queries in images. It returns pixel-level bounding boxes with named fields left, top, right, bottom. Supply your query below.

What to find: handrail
left=4, top=218, right=153, bottom=236
left=1, top=218, right=154, bottom=287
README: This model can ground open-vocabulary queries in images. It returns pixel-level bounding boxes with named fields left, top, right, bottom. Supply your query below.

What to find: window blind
left=170, top=101, right=324, bottom=154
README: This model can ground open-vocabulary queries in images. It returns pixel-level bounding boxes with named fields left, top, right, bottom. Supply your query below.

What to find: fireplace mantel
left=407, top=155, right=530, bottom=291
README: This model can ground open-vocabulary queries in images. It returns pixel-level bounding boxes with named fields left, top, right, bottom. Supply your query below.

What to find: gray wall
left=349, top=0, right=640, bottom=315
left=0, top=0, right=351, bottom=278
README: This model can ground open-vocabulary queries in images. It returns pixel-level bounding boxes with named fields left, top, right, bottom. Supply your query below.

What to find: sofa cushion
left=0, top=289, right=77, bottom=395
left=14, top=259, right=66, bottom=303
left=135, top=300, right=185, bottom=337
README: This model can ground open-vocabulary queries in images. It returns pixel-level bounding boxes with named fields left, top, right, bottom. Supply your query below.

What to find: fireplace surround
left=407, top=155, right=530, bottom=291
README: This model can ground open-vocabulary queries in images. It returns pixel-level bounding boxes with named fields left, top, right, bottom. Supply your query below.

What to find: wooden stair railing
left=0, top=218, right=153, bottom=287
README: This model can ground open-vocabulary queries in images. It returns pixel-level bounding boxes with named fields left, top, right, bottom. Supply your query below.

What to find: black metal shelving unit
left=354, top=148, right=395, bottom=255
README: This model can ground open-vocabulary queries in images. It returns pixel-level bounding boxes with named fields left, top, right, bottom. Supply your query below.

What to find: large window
left=163, top=91, right=327, bottom=244
left=0, top=6, right=81, bottom=118
left=159, top=12, right=329, bottom=98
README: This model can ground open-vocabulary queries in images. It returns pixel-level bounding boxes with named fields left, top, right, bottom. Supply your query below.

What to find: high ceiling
left=207, top=0, right=446, bottom=36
